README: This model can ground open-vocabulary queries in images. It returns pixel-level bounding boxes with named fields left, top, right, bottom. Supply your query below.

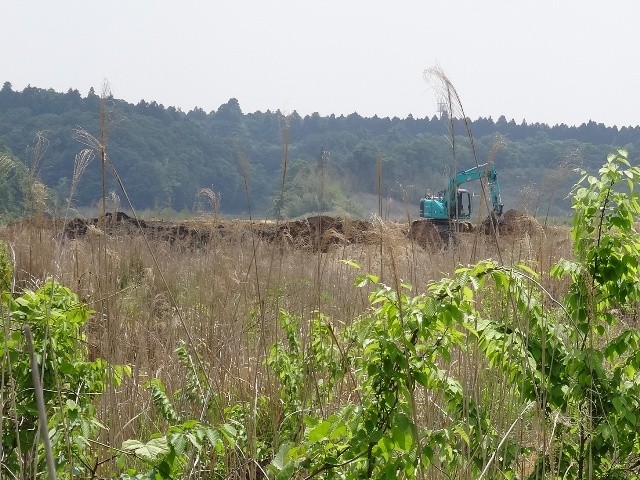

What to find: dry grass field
left=0, top=212, right=573, bottom=476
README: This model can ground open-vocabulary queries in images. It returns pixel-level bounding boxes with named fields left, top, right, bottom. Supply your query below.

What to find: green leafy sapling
left=1, top=278, right=131, bottom=478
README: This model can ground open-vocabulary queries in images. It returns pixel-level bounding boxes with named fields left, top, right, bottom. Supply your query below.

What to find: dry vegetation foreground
left=0, top=213, right=572, bottom=474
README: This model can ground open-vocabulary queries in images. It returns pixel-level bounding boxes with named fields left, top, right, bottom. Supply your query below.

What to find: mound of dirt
left=498, top=209, right=544, bottom=236
left=62, top=212, right=378, bottom=252
left=250, top=215, right=376, bottom=252
left=64, top=211, right=212, bottom=249
left=56, top=210, right=548, bottom=253
left=407, top=219, right=445, bottom=250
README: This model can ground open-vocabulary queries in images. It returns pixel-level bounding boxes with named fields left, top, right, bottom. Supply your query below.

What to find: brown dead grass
left=0, top=214, right=573, bottom=473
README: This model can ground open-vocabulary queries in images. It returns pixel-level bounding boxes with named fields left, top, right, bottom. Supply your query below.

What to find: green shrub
left=268, top=150, right=640, bottom=479
left=1, top=280, right=130, bottom=478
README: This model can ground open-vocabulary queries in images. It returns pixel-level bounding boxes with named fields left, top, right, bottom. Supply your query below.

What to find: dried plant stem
left=478, top=401, right=535, bottom=479
left=24, top=326, right=57, bottom=480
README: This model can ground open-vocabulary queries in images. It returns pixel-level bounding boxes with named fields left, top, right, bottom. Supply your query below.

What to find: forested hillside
left=1, top=81, right=638, bottom=220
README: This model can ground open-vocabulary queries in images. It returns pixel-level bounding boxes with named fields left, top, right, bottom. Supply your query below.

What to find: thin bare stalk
left=478, top=401, right=535, bottom=479
left=99, top=82, right=111, bottom=225
left=24, top=325, right=57, bottom=480
left=277, top=116, right=291, bottom=221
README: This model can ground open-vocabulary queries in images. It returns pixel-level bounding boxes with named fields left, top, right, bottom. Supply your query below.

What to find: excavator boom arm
left=447, top=163, right=503, bottom=216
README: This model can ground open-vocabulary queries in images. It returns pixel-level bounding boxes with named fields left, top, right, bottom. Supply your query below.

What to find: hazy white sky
left=3, top=1, right=639, bottom=127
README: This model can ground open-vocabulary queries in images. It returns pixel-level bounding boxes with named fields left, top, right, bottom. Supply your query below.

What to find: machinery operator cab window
left=457, top=189, right=471, bottom=217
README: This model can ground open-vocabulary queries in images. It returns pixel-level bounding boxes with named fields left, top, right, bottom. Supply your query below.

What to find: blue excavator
left=412, top=163, right=503, bottom=243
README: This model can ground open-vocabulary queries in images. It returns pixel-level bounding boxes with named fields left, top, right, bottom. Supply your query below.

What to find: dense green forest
left=1, top=81, right=638, bottom=220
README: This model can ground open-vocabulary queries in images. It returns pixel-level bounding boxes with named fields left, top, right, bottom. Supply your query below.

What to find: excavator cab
left=453, top=189, right=471, bottom=218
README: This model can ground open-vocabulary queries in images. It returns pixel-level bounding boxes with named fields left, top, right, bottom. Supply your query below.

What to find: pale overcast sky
left=3, top=1, right=639, bottom=127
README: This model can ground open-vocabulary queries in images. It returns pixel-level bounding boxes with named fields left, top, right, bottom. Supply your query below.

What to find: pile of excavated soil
left=63, top=211, right=212, bottom=249
left=61, top=212, right=379, bottom=252
left=20, top=210, right=543, bottom=253
left=249, top=215, right=377, bottom=252
left=498, top=209, right=544, bottom=236
left=407, top=219, right=445, bottom=250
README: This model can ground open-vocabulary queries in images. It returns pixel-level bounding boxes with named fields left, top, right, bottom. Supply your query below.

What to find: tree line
left=0, top=81, right=637, bottom=220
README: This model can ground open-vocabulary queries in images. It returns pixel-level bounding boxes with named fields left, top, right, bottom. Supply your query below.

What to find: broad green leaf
left=122, top=437, right=170, bottom=462
left=308, top=418, right=334, bottom=442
